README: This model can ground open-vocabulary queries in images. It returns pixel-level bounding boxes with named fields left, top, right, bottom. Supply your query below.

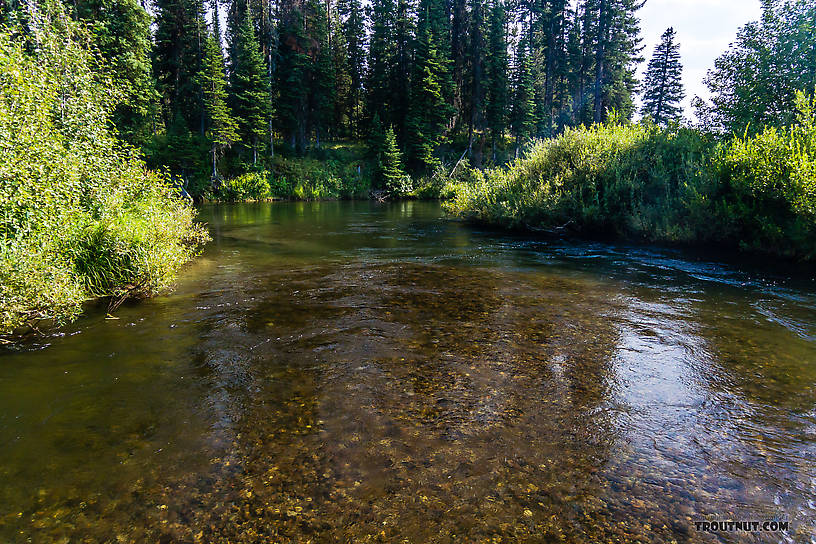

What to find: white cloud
left=635, top=0, right=763, bottom=119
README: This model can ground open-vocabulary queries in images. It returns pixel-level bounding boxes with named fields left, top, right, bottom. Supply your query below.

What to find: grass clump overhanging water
left=0, top=13, right=208, bottom=336
left=445, top=94, right=816, bottom=260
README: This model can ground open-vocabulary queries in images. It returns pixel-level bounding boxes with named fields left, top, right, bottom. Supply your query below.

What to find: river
left=1, top=201, right=815, bottom=542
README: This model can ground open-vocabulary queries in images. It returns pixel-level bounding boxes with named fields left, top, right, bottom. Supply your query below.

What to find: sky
left=635, top=0, right=763, bottom=118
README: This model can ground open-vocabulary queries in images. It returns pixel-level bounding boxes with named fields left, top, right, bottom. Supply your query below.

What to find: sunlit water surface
left=1, top=201, right=815, bottom=543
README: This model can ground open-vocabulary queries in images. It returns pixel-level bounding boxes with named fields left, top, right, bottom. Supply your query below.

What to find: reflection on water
left=1, top=201, right=815, bottom=543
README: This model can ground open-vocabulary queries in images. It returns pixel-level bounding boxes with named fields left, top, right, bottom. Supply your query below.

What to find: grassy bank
left=204, top=142, right=453, bottom=202
left=207, top=144, right=371, bottom=201
left=445, top=93, right=816, bottom=261
left=0, top=17, right=207, bottom=336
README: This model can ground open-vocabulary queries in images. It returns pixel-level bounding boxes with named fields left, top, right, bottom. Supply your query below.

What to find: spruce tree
left=541, top=0, right=569, bottom=135
left=570, top=0, right=598, bottom=124
left=466, top=0, right=486, bottom=161
left=565, top=2, right=589, bottom=124
left=367, top=113, right=387, bottom=164
left=275, top=2, right=310, bottom=152
left=606, top=0, right=644, bottom=120
left=405, top=18, right=454, bottom=174
left=451, top=0, right=468, bottom=129
left=366, top=0, right=396, bottom=126
left=588, top=0, right=644, bottom=123
left=153, top=0, right=207, bottom=134
left=592, top=0, right=608, bottom=123
left=484, top=0, right=508, bottom=159
left=331, top=8, right=353, bottom=137
left=415, top=0, right=455, bottom=127
left=71, top=0, right=157, bottom=146
left=511, top=39, right=535, bottom=155
left=229, top=8, right=271, bottom=164
left=198, top=16, right=238, bottom=177
left=308, top=0, right=335, bottom=147
left=338, top=0, right=366, bottom=136
left=641, top=27, right=684, bottom=125
left=380, top=126, right=410, bottom=196
left=391, top=0, right=414, bottom=140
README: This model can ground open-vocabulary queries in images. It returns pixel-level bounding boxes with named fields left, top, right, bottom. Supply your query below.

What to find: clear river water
left=1, top=201, right=815, bottom=543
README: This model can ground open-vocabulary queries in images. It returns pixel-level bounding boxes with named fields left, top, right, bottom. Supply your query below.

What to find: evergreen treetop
left=229, top=8, right=270, bottom=163
left=641, top=26, right=684, bottom=125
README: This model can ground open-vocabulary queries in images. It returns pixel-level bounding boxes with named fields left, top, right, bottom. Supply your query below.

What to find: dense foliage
left=696, top=0, right=816, bottom=134
left=210, top=145, right=372, bottom=201
left=4, top=0, right=648, bottom=192
left=446, top=92, right=816, bottom=260
left=0, top=11, right=207, bottom=335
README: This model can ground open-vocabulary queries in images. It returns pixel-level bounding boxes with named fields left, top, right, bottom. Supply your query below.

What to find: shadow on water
left=1, top=201, right=814, bottom=542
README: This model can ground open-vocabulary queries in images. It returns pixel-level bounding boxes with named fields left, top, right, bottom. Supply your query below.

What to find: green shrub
left=412, top=163, right=477, bottom=199
left=0, top=11, right=207, bottom=335
left=201, top=142, right=374, bottom=202
left=705, top=92, right=816, bottom=259
left=445, top=95, right=816, bottom=260
left=218, top=171, right=271, bottom=201
left=445, top=121, right=710, bottom=236
left=265, top=154, right=370, bottom=200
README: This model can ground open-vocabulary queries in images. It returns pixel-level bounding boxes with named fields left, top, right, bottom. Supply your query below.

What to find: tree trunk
left=593, top=0, right=607, bottom=124
left=544, top=0, right=559, bottom=134
left=469, top=0, right=483, bottom=159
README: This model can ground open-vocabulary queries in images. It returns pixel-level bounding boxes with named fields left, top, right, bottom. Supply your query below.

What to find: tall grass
left=445, top=93, right=816, bottom=260
left=0, top=12, right=208, bottom=335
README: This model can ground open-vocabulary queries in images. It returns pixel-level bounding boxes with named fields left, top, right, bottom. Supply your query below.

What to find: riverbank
left=198, top=142, right=453, bottom=202
left=445, top=95, right=816, bottom=261
left=0, top=18, right=208, bottom=337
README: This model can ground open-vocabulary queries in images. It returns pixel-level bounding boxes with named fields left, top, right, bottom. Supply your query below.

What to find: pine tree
left=71, top=0, right=158, bottom=145
left=338, top=0, right=366, bottom=136
left=229, top=7, right=271, bottom=163
left=153, top=0, right=207, bottom=134
left=331, top=8, right=353, bottom=137
left=197, top=12, right=238, bottom=177
left=275, top=0, right=310, bottom=152
left=484, top=0, right=508, bottom=159
left=511, top=39, right=535, bottom=155
left=391, top=0, right=414, bottom=140
left=307, top=0, right=335, bottom=147
left=641, top=27, right=684, bottom=125
left=366, top=0, right=396, bottom=126
left=405, top=17, right=454, bottom=174
left=380, top=126, right=409, bottom=195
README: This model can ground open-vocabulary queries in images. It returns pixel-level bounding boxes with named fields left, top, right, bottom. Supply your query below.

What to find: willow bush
left=704, top=92, right=816, bottom=259
left=0, top=10, right=208, bottom=335
left=445, top=94, right=816, bottom=260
